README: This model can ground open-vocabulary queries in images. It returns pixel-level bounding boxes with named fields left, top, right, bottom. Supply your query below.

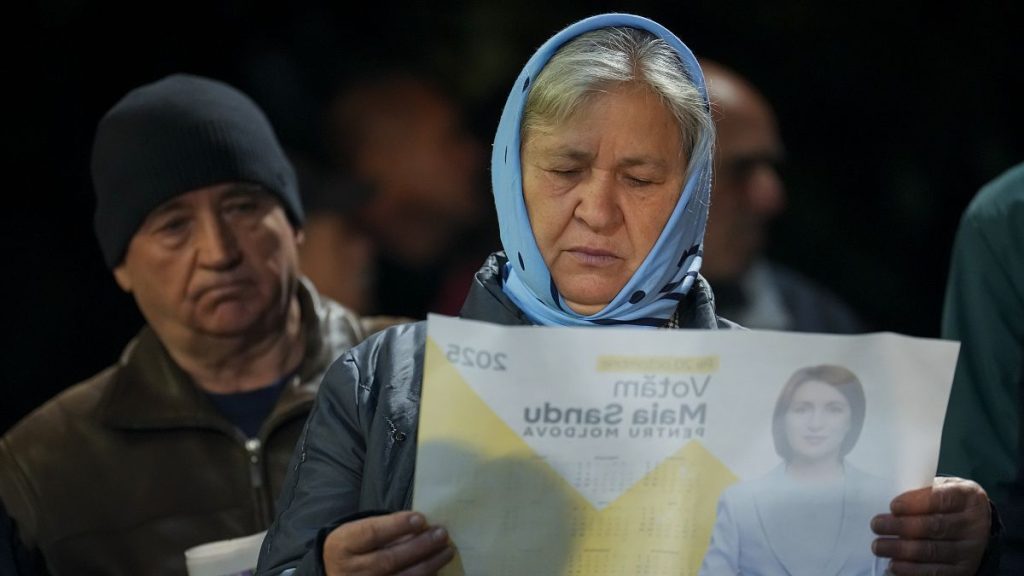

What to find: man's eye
left=225, top=201, right=259, bottom=213
left=157, top=217, right=189, bottom=234
left=626, top=176, right=653, bottom=187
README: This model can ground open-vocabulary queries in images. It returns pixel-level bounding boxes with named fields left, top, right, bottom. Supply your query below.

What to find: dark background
left=4, top=0, right=1022, bottom=432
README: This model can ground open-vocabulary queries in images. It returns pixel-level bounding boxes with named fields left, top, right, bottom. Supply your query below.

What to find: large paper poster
left=413, top=314, right=959, bottom=575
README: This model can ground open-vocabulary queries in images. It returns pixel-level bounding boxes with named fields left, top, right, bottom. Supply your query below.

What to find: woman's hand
left=323, top=511, right=455, bottom=576
left=870, top=477, right=991, bottom=575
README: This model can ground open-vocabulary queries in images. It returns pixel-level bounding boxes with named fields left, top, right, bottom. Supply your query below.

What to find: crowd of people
left=1, top=9, right=1020, bottom=576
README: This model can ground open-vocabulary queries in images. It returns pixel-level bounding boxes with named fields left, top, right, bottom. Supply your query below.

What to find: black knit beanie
left=91, top=73, right=305, bottom=267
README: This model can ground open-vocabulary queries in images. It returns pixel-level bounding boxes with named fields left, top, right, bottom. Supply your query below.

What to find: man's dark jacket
left=0, top=280, right=368, bottom=576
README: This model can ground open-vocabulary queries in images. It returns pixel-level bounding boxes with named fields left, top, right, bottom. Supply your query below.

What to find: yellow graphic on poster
left=413, top=315, right=959, bottom=576
left=416, top=339, right=737, bottom=575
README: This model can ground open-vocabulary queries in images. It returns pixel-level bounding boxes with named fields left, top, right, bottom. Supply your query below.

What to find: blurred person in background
left=700, top=60, right=864, bottom=333
left=940, top=161, right=1024, bottom=575
left=293, top=151, right=412, bottom=334
left=290, top=151, right=376, bottom=315
left=324, top=68, right=493, bottom=319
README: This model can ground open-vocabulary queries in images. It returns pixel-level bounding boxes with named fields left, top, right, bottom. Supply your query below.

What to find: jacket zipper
left=244, top=437, right=271, bottom=527
left=246, top=376, right=315, bottom=528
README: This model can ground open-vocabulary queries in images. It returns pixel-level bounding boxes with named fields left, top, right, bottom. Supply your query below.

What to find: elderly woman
left=256, top=13, right=994, bottom=576
left=700, top=365, right=891, bottom=576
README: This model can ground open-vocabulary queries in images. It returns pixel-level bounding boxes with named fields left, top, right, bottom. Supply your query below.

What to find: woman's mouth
left=567, top=248, right=619, bottom=266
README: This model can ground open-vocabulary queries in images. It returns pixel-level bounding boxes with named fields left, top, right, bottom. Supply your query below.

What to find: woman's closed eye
left=548, top=167, right=583, bottom=178
left=625, top=175, right=655, bottom=187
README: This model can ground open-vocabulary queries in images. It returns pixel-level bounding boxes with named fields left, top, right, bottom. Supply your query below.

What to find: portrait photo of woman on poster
left=700, top=364, right=893, bottom=576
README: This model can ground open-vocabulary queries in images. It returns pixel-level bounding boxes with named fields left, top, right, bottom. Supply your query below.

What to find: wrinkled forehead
left=142, top=182, right=277, bottom=217
left=520, top=88, right=689, bottom=176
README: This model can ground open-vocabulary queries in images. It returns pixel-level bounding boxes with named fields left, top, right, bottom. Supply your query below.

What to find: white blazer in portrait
left=699, top=464, right=893, bottom=576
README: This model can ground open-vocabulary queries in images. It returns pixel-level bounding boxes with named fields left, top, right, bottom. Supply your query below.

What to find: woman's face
left=784, top=380, right=852, bottom=464
left=521, top=84, right=687, bottom=315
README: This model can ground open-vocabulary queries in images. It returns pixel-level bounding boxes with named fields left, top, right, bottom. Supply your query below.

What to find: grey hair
left=521, top=26, right=713, bottom=178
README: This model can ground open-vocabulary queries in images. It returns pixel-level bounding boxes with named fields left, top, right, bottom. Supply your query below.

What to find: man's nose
left=196, top=215, right=241, bottom=269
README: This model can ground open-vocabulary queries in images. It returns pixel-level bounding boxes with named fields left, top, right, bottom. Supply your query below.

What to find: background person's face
left=784, top=380, right=852, bottom=464
left=521, top=84, right=687, bottom=315
left=299, top=212, right=375, bottom=314
left=114, top=183, right=301, bottom=342
left=701, top=70, right=785, bottom=282
left=342, top=81, right=484, bottom=268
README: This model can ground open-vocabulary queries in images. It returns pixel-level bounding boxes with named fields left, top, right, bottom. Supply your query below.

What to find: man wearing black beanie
left=0, top=74, right=376, bottom=575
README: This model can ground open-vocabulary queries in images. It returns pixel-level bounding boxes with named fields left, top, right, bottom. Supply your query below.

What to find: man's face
left=702, top=82, right=786, bottom=282
left=113, top=183, right=301, bottom=343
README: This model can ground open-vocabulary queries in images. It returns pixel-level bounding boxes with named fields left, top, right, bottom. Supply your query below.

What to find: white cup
left=184, top=530, right=267, bottom=576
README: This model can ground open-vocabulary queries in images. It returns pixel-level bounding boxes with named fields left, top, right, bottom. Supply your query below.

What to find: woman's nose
left=573, top=172, right=622, bottom=232
left=807, top=410, right=825, bottom=429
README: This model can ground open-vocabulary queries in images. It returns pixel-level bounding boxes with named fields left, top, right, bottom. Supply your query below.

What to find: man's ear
left=112, top=264, right=133, bottom=293
left=294, top=228, right=305, bottom=247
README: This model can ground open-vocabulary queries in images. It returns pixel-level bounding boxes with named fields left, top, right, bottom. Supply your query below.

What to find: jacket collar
left=460, top=252, right=727, bottom=330
left=460, top=253, right=533, bottom=326
left=100, top=279, right=332, bottom=435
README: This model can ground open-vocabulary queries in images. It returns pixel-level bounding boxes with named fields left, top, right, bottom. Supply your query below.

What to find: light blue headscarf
left=492, top=13, right=713, bottom=328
